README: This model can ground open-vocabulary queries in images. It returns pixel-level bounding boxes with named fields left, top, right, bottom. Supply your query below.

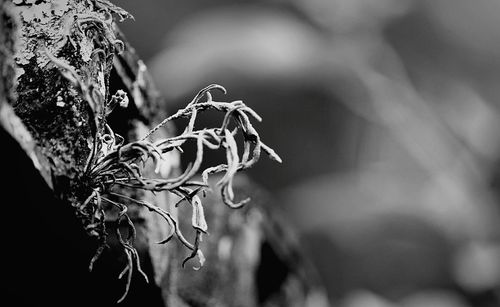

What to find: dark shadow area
left=1, top=125, right=164, bottom=307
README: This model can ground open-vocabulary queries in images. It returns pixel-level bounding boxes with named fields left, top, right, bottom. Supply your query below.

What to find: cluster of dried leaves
left=82, top=84, right=281, bottom=302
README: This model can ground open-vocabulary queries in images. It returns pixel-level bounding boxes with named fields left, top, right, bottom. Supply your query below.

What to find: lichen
left=6, top=0, right=129, bottom=72
left=8, top=0, right=73, bottom=67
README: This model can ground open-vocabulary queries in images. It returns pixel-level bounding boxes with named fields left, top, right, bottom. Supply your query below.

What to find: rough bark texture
left=1, top=1, right=329, bottom=306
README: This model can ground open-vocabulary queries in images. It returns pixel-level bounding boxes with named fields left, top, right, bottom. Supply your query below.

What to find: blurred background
left=116, top=0, right=500, bottom=306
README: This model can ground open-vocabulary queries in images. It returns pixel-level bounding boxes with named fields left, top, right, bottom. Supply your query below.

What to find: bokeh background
left=116, top=0, right=500, bottom=306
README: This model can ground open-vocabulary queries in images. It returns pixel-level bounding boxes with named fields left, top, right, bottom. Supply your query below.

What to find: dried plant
left=46, top=35, right=280, bottom=300
left=85, top=84, right=280, bottom=302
